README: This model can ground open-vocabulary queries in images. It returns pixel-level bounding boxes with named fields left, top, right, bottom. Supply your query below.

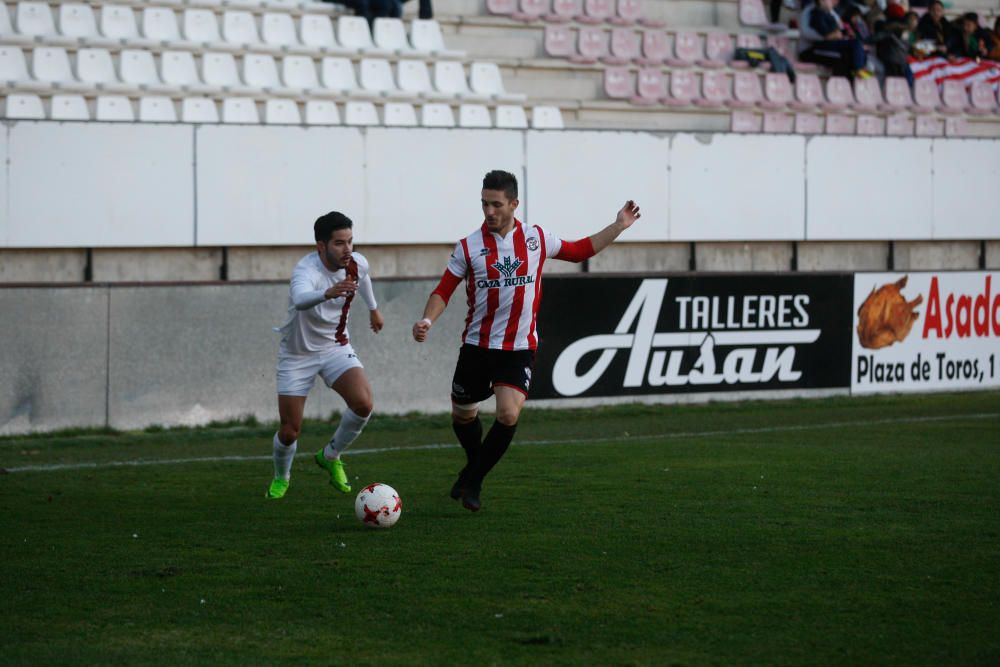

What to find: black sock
left=471, top=420, right=517, bottom=484
left=452, top=417, right=483, bottom=476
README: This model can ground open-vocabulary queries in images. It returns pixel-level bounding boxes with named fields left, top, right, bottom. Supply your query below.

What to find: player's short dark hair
left=482, top=170, right=518, bottom=201
left=314, top=211, right=353, bottom=242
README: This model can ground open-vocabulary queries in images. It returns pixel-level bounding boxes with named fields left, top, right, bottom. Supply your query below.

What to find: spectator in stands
left=841, top=5, right=872, bottom=41
left=989, top=17, right=1000, bottom=60
left=915, top=0, right=953, bottom=56
left=873, top=18, right=915, bottom=84
left=331, top=0, right=432, bottom=27
left=901, top=11, right=921, bottom=50
left=405, top=0, right=434, bottom=19
left=798, top=0, right=870, bottom=78
left=946, top=12, right=994, bottom=59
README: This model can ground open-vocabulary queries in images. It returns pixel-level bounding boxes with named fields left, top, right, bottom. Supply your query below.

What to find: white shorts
left=276, top=344, right=364, bottom=397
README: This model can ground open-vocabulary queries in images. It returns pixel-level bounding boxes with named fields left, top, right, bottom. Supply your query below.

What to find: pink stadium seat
left=486, top=0, right=517, bottom=14
left=768, top=35, right=792, bottom=60
left=915, top=115, right=944, bottom=137
left=940, top=80, right=970, bottom=114
left=666, top=31, right=701, bottom=67
left=603, top=28, right=641, bottom=64
left=603, top=66, right=633, bottom=98
left=571, top=26, right=609, bottom=63
left=665, top=70, right=697, bottom=106
left=968, top=81, right=998, bottom=116
left=823, top=77, right=853, bottom=112
left=699, top=32, right=733, bottom=68
left=791, top=73, right=824, bottom=111
left=731, top=110, right=762, bottom=132
left=631, top=67, right=666, bottom=105
left=882, top=77, right=913, bottom=112
left=545, top=0, right=580, bottom=23
left=578, top=0, right=614, bottom=24
left=912, top=78, right=941, bottom=113
left=512, top=0, right=549, bottom=23
left=739, top=0, right=783, bottom=30
left=761, top=72, right=793, bottom=109
left=856, top=115, right=885, bottom=135
left=763, top=111, right=793, bottom=133
left=613, top=0, right=641, bottom=25
left=544, top=25, right=575, bottom=57
left=794, top=113, right=824, bottom=134
left=886, top=113, right=914, bottom=136
left=636, top=30, right=668, bottom=65
left=825, top=114, right=855, bottom=135
left=944, top=116, right=967, bottom=136
left=730, top=71, right=763, bottom=108
left=851, top=77, right=884, bottom=113
left=695, top=70, right=732, bottom=108
left=731, top=33, right=768, bottom=70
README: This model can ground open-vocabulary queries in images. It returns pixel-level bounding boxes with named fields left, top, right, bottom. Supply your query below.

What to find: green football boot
left=314, top=450, right=351, bottom=493
left=266, top=478, right=289, bottom=499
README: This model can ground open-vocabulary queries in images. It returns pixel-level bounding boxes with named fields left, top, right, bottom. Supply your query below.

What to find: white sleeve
left=445, top=240, right=468, bottom=278
left=541, top=226, right=563, bottom=259
left=290, top=264, right=326, bottom=311
left=355, top=255, right=377, bottom=310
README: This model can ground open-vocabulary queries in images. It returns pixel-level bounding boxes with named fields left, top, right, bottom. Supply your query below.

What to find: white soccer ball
left=354, top=483, right=402, bottom=529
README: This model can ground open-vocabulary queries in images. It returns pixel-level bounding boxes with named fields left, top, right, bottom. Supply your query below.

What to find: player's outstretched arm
left=369, top=308, right=384, bottom=333
left=412, top=294, right=447, bottom=343
left=589, top=200, right=641, bottom=254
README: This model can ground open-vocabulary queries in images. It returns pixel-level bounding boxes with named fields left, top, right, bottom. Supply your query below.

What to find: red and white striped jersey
left=445, top=220, right=565, bottom=351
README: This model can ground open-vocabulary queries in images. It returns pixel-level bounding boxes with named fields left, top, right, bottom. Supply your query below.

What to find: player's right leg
left=269, top=395, right=306, bottom=498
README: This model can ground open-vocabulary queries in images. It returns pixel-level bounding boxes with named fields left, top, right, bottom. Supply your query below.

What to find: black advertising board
left=531, top=274, right=853, bottom=399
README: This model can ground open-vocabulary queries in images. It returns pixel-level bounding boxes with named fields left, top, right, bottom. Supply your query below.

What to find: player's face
left=481, top=189, right=519, bottom=235
left=317, top=228, right=353, bottom=270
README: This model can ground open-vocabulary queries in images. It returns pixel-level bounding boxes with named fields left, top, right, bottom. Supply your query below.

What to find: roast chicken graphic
left=856, top=276, right=924, bottom=349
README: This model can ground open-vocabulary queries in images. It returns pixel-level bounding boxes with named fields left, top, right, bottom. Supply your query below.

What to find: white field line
left=3, top=412, right=998, bottom=474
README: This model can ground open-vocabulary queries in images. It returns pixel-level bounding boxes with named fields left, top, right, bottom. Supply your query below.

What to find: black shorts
left=450, top=344, right=536, bottom=404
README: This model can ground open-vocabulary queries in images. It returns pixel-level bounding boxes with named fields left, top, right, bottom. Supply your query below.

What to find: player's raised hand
left=616, top=200, right=641, bottom=229
left=412, top=318, right=432, bottom=343
left=324, top=277, right=358, bottom=300
left=369, top=309, right=384, bottom=333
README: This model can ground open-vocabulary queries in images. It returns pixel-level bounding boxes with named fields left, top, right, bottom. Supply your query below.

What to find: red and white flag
left=910, top=56, right=1000, bottom=89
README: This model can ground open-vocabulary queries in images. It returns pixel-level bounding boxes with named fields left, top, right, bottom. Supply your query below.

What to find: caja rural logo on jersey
left=476, top=256, right=535, bottom=289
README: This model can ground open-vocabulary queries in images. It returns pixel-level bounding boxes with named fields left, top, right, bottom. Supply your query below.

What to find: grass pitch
left=1, top=392, right=999, bottom=666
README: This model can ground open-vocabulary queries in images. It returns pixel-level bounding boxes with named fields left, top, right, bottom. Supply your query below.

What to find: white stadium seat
left=142, top=8, right=182, bottom=43
left=359, top=58, right=416, bottom=98
left=338, top=15, right=391, bottom=55
left=373, top=18, right=411, bottom=53
left=120, top=50, right=179, bottom=94
left=320, top=57, right=360, bottom=94
left=495, top=104, right=528, bottom=128
left=0, top=46, right=49, bottom=91
left=531, top=105, right=564, bottom=128
left=203, top=52, right=258, bottom=94
left=32, top=47, right=82, bottom=89
left=262, top=13, right=298, bottom=47
left=138, top=96, right=178, bottom=122
left=434, top=61, right=489, bottom=101
left=17, top=2, right=57, bottom=38
left=282, top=56, right=320, bottom=90
left=420, top=102, right=455, bottom=127
left=470, top=62, right=527, bottom=102
left=383, top=101, right=418, bottom=126
left=300, top=15, right=338, bottom=50
left=0, top=4, right=32, bottom=46
left=397, top=60, right=450, bottom=100
left=410, top=19, right=464, bottom=58
left=264, top=98, right=301, bottom=124
left=344, top=100, right=378, bottom=125
left=100, top=6, right=143, bottom=43
left=304, top=99, right=340, bottom=125
left=76, top=48, right=130, bottom=93
left=242, top=53, right=286, bottom=91
left=181, top=96, right=219, bottom=123
left=458, top=103, right=492, bottom=128
left=50, top=93, right=89, bottom=120
left=58, top=3, right=102, bottom=41
left=222, top=11, right=260, bottom=45
left=182, top=9, right=224, bottom=47
left=161, top=51, right=213, bottom=93
left=4, top=93, right=45, bottom=118
left=95, top=95, right=135, bottom=121
left=222, top=97, right=259, bottom=123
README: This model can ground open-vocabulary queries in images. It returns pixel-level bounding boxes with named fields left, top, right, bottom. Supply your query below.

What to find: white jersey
left=446, top=219, right=563, bottom=351
left=277, top=251, right=377, bottom=355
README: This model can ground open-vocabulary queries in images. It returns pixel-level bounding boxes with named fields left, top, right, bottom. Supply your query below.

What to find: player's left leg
left=314, top=360, right=373, bottom=493
left=462, top=386, right=525, bottom=510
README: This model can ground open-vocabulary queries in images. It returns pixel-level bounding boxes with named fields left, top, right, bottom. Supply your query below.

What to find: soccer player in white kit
left=267, top=212, right=384, bottom=499
left=411, top=170, right=640, bottom=512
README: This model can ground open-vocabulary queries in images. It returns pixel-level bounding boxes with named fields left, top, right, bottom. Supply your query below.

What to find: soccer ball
left=354, top=483, right=402, bottom=528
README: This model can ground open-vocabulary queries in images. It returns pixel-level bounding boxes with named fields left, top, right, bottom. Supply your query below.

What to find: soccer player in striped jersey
left=411, top=170, right=641, bottom=512
left=266, top=212, right=385, bottom=499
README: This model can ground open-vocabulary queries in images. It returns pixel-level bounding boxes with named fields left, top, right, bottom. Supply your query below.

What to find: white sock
left=273, top=432, right=297, bottom=481
left=323, top=408, right=371, bottom=460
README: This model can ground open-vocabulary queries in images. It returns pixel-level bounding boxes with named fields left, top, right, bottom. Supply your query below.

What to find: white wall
left=0, top=122, right=996, bottom=248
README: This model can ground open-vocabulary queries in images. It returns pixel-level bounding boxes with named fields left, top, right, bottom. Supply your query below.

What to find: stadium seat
left=344, top=100, right=379, bottom=125
left=531, top=105, right=564, bottom=128
left=825, top=114, right=855, bottom=135
left=603, top=66, right=633, bottom=99
left=791, top=73, right=823, bottom=111
left=100, top=6, right=147, bottom=46
left=695, top=70, right=731, bottom=108
left=665, top=70, right=697, bottom=106
left=4, top=93, right=45, bottom=118
left=221, top=97, right=259, bottom=123
left=420, top=102, right=456, bottom=127
left=470, top=62, right=526, bottom=102
left=120, top=50, right=178, bottom=95
left=183, top=9, right=225, bottom=48
left=434, top=61, right=489, bottom=101
left=856, top=115, right=885, bottom=135
left=700, top=32, right=732, bottom=68
left=739, top=0, right=783, bottom=30
left=242, top=53, right=282, bottom=90
left=32, top=47, right=83, bottom=90
left=544, top=25, right=575, bottom=58
left=383, top=101, right=418, bottom=126
left=760, top=73, right=792, bottom=110
left=459, top=103, right=492, bottom=127
left=730, top=71, right=764, bottom=108
left=545, top=0, right=580, bottom=23
left=50, top=94, right=89, bottom=120
left=338, top=16, right=380, bottom=54
left=731, top=109, right=762, bottom=132
left=912, top=78, right=941, bottom=113
left=630, top=67, right=666, bottom=105
left=360, top=58, right=417, bottom=98
left=762, top=111, right=793, bottom=133
left=203, top=52, right=257, bottom=94
left=410, top=20, right=464, bottom=58
left=58, top=4, right=104, bottom=43
left=223, top=11, right=261, bottom=46
left=264, top=98, right=300, bottom=124
left=0, top=46, right=49, bottom=91
left=300, top=15, right=338, bottom=50
left=601, top=27, right=639, bottom=65
left=95, top=95, right=135, bottom=121
left=822, top=77, right=852, bottom=112
left=794, top=112, right=823, bottom=134
left=76, top=48, right=131, bottom=93
left=142, top=8, right=182, bottom=43
left=161, top=51, right=213, bottom=94
left=968, top=81, right=997, bottom=116
left=615, top=0, right=644, bottom=25
left=487, top=0, right=517, bottom=15
left=636, top=30, right=668, bottom=65
left=496, top=104, right=528, bottom=128
left=579, top=0, right=614, bottom=25
left=397, top=60, right=447, bottom=100
left=915, top=115, right=943, bottom=137
left=944, top=116, right=967, bottom=137
left=304, top=99, right=340, bottom=125
left=181, top=96, right=219, bottom=123
left=321, top=57, right=361, bottom=94
left=17, top=2, right=58, bottom=39
left=282, top=55, right=321, bottom=91
left=940, top=80, right=969, bottom=114
left=138, top=96, right=178, bottom=122
left=851, top=77, right=883, bottom=113
left=571, top=26, right=609, bottom=64
left=886, top=113, right=913, bottom=136
left=373, top=18, right=411, bottom=53
left=667, top=31, right=701, bottom=68
left=0, top=4, right=32, bottom=46
left=262, top=13, right=298, bottom=48
left=880, top=77, right=912, bottom=112
left=512, top=0, right=549, bottom=23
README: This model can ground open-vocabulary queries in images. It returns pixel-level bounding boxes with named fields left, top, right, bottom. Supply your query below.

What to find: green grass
left=1, top=392, right=999, bottom=666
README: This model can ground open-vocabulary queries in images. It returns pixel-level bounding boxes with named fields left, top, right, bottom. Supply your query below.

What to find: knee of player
left=278, top=425, right=300, bottom=444
left=351, top=397, right=374, bottom=418
left=495, top=408, right=520, bottom=427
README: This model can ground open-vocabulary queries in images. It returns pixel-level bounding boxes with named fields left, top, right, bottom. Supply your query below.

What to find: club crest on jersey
left=526, top=237, right=539, bottom=251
